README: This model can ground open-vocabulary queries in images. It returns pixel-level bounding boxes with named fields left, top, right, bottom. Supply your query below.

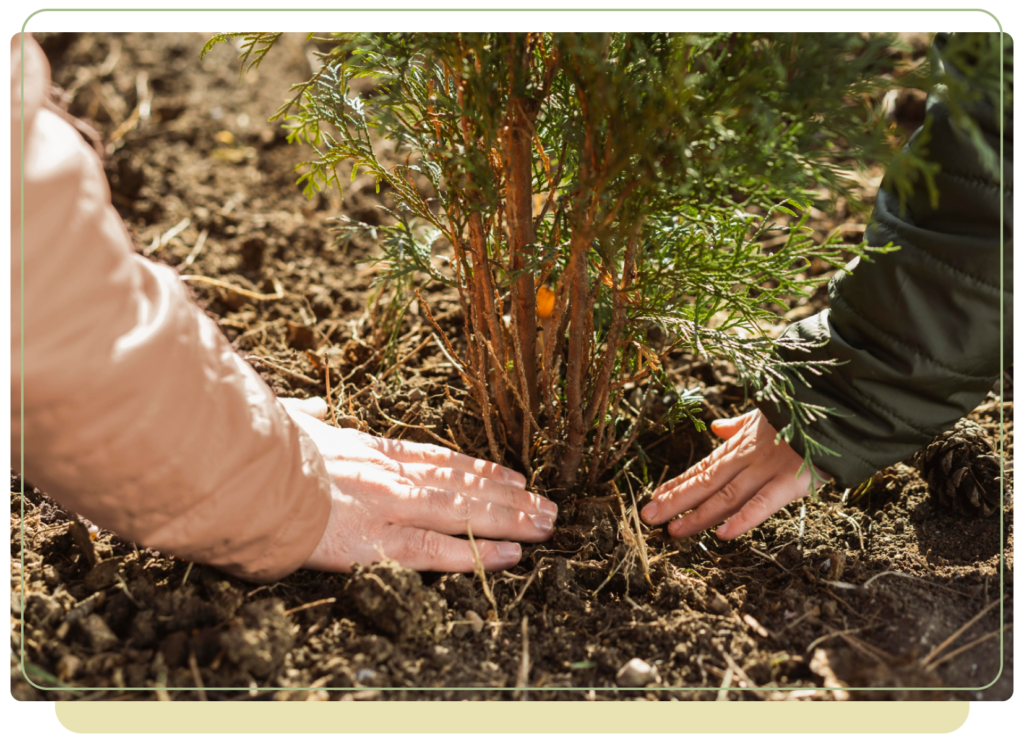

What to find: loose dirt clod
left=347, top=561, right=446, bottom=642
left=220, top=599, right=295, bottom=678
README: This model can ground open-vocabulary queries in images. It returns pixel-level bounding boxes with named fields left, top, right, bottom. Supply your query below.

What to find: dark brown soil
left=12, top=32, right=1012, bottom=702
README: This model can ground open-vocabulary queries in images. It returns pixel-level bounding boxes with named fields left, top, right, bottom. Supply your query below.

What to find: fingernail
left=641, top=501, right=659, bottom=523
left=531, top=515, right=554, bottom=532
left=496, top=542, right=521, bottom=560
left=718, top=520, right=731, bottom=537
left=668, top=518, right=686, bottom=537
left=538, top=499, right=558, bottom=518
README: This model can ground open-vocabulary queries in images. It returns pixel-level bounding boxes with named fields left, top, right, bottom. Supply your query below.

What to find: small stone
left=707, top=591, right=731, bottom=615
left=84, top=558, right=121, bottom=592
left=56, top=654, right=82, bottom=682
left=80, top=614, right=118, bottom=652
left=820, top=599, right=838, bottom=619
left=616, top=658, right=660, bottom=688
left=464, top=610, right=485, bottom=634
left=356, top=668, right=380, bottom=685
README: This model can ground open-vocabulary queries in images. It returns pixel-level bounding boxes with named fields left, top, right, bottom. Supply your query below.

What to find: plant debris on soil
left=12, top=33, right=1013, bottom=702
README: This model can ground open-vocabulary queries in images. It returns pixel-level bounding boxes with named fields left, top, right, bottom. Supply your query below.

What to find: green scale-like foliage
left=206, top=32, right=944, bottom=491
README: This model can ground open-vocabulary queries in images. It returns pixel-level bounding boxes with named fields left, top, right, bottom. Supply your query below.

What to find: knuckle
left=500, top=483, right=521, bottom=508
left=419, top=530, right=445, bottom=562
left=718, top=480, right=741, bottom=503
left=367, top=454, right=401, bottom=474
left=744, top=492, right=771, bottom=518
left=483, top=501, right=506, bottom=528
left=432, top=466, right=454, bottom=486
left=443, top=491, right=473, bottom=522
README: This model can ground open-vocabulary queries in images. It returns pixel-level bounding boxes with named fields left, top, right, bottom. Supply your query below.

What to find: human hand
left=278, top=397, right=556, bottom=574
left=640, top=409, right=830, bottom=540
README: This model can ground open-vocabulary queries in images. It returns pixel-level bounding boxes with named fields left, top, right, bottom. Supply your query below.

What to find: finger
left=396, top=464, right=558, bottom=519
left=642, top=443, right=743, bottom=525
left=710, top=410, right=755, bottom=440
left=280, top=396, right=328, bottom=420
left=716, top=477, right=810, bottom=541
left=666, top=468, right=759, bottom=538
left=389, top=485, right=554, bottom=541
left=364, top=435, right=527, bottom=487
left=379, top=525, right=523, bottom=572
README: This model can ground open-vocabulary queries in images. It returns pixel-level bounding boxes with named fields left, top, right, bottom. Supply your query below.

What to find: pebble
left=464, top=610, right=485, bottom=634
left=80, top=614, right=118, bottom=652
left=56, top=654, right=81, bottom=682
left=707, top=591, right=731, bottom=615
left=84, top=558, right=121, bottom=592
left=356, top=668, right=380, bottom=685
left=616, top=658, right=660, bottom=688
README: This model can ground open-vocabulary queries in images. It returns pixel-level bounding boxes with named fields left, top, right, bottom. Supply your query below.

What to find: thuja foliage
left=205, top=32, right=968, bottom=490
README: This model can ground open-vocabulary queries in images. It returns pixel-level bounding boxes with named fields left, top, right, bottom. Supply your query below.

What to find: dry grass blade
left=517, top=616, right=531, bottom=699
left=181, top=274, right=284, bottom=302
left=283, top=598, right=336, bottom=616
left=144, top=216, right=191, bottom=256
left=629, top=489, right=651, bottom=585
left=925, top=623, right=1012, bottom=672
left=180, top=561, right=194, bottom=588
left=323, top=362, right=340, bottom=428
left=748, top=546, right=794, bottom=576
left=244, top=355, right=319, bottom=386
left=345, top=335, right=431, bottom=403
left=716, top=644, right=765, bottom=699
left=184, top=229, right=209, bottom=266
left=593, top=553, right=628, bottom=597
left=806, top=624, right=885, bottom=655
left=861, top=570, right=981, bottom=600
left=466, top=521, right=498, bottom=619
left=187, top=651, right=208, bottom=702
left=921, top=596, right=1003, bottom=667
left=609, top=481, right=648, bottom=587
left=510, top=559, right=546, bottom=610
left=716, top=666, right=734, bottom=701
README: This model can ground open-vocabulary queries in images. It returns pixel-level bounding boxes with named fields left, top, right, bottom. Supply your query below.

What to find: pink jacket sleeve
left=10, top=35, right=332, bottom=583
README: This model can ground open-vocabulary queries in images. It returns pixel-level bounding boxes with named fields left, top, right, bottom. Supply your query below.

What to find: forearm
left=12, top=35, right=331, bottom=583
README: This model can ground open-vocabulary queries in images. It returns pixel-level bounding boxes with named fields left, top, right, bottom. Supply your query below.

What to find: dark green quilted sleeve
left=756, top=33, right=1012, bottom=487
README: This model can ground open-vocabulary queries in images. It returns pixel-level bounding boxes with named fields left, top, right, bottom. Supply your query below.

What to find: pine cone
left=913, top=419, right=1003, bottom=517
